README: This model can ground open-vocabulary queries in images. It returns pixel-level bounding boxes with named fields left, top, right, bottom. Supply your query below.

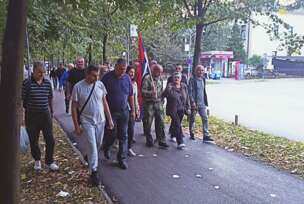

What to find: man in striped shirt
left=22, top=61, right=59, bottom=171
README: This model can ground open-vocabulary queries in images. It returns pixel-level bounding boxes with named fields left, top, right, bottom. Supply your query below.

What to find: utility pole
left=0, top=1, right=28, bottom=203
left=246, top=17, right=251, bottom=70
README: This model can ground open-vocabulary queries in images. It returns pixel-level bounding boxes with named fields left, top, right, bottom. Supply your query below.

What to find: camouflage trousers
left=143, top=101, right=166, bottom=144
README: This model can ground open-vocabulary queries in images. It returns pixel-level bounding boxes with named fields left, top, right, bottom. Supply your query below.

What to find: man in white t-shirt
left=71, top=65, right=114, bottom=187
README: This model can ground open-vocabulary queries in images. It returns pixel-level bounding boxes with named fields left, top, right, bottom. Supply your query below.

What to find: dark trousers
left=169, top=122, right=174, bottom=138
left=169, top=110, right=184, bottom=145
left=103, top=110, right=129, bottom=162
left=127, top=111, right=135, bottom=149
left=65, top=99, right=70, bottom=113
left=25, top=111, right=54, bottom=165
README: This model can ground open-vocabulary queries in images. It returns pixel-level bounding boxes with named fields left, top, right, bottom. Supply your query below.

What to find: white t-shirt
left=72, top=80, right=107, bottom=124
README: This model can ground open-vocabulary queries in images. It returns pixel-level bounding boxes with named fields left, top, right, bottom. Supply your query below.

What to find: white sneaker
left=177, top=143, right=186, bottom=150
left=128, top=148, right=137, bottom=157
left=34, top=160, right=42, bottom=171
left=170, top=137, right=177, bottom=143
left=47, top=162, right=59, bottom=171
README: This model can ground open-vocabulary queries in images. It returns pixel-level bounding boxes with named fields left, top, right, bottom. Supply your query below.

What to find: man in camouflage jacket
left=142, top=64, right=169, bottom=148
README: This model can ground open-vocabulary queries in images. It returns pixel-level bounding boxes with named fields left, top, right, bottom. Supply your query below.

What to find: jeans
left=169, top=110, right=185, bottom=145
left=189, top=107, right=209, bottom=137
left=52, top=78, right=58, bottom=89
left=25, top=111, right=54, bottom=165
left=103, top=109, right=129, bottom=162
left=82, top=121, right=105, bottom=172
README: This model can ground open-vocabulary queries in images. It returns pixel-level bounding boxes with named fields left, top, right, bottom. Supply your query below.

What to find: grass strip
left=166, top=115, right=304, bottom=178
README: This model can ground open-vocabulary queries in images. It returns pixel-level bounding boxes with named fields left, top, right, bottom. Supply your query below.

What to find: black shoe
left=132, top=139, right=136, bottom=144
left=90, top=171, right=100, bottom=187
left=118, top=161, right=128, bottom=170
left=158, top=142, right=169, bottom=148
left=84, top=155, right=88, bottom=162
left=146, top=142, right=154, bottom=147
left=190, top=133, right=195, bottom=140
left=104, top=150, right=110, bottom=160
left=203, top=136, right=215, bottom=143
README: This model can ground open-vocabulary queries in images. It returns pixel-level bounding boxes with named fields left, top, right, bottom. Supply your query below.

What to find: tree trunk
left=0, top=1, right=27, bottom=203
left=193, top=23, right=204, bottom=71
left=192, top=0, right=204, bottom=72
left=102, top=34, right=108, bottom=63
left=88, top=35, right=93, bottom=64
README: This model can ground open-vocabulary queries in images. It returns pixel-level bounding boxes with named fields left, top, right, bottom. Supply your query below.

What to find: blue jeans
left=103, top=109, right=129, bottom=162
left=189, top=107, right=209, bottom=137
left=52, top=78, right=58, bottom=89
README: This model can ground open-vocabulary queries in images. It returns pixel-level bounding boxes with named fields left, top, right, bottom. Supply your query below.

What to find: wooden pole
left=234, top=114, right=239, bottom=126
left=0, top=0, right=28, bottom=203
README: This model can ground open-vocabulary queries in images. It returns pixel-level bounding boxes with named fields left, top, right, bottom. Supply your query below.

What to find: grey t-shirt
left=72, top=80, right=107, bottom=125
left=196, top=78, right=206, bottom=108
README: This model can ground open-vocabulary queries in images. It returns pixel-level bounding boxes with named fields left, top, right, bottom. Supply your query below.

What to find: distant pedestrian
left=22, top=61, right=59, bottom=172
left=167, top=64, right=187, bottom=84
left=163, top=72, right=190, bottom=150
left=98, top=64, right=109, bottom=79
left=102, top=58, right=135, bottom=170
left=71, top=65, right=114, bottom=186
left=68, top=56, right=86, bottom=95
left=60, top=63, right=74, bottom=113
left=166, top=64, right=188, bottom=142
left=50, top=67, right=58, bottom=89
left=188, top=65, right=214, bottom=142
left=126, top=65, right=140, bottom=156
left=56, top=63, right=66, bottom=91
left=142, top=64, right=168, bottom=148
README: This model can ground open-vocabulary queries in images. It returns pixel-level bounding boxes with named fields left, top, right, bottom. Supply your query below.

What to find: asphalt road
left=207, top=78, right=304, bottom=142
left=53, top=91, right=304, bottom=204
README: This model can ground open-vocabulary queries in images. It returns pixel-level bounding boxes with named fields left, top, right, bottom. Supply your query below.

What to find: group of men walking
left=22, top=57, right=213, bottom=187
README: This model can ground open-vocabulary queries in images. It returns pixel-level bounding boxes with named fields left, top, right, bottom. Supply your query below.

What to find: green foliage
left=25, top=0, right=149, bottom=64
left=248, top=54, right=263, bottom=66
left=202, top=23, right=231, bottom=51
left=143, top=22, right=185, bottom=65
left=227, top=23, right=247, bottom=62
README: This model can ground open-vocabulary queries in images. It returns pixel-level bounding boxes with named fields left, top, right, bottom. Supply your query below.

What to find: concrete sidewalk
left=53, top=91, right=304, bottom=204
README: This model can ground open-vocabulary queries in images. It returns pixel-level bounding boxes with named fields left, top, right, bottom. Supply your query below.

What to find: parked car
left=245, top=68, right=278, bottom=79
left=244, top=69, right=259, bottom=79
left=257, top=69, right=278, bottom=79
left=209, top=71, right=221, bottom=80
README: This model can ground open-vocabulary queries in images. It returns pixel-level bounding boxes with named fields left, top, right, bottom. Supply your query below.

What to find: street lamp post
left=185, top=30, right=192, bottom=79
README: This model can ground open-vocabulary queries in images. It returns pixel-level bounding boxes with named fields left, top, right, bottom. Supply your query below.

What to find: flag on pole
left=136, top=32, right=150, bottom=109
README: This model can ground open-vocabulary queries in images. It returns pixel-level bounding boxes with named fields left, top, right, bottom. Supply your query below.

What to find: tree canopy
left=1, top=0, right=304, bottom=66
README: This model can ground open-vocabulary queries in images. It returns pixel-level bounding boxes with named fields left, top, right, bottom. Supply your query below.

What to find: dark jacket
left=163, top=82, right=190, bottom=116
left=188, top=77, right=208, bottom=107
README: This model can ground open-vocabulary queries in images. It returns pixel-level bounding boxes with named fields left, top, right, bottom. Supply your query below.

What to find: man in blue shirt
left=102, top=58, right=135, bottom=169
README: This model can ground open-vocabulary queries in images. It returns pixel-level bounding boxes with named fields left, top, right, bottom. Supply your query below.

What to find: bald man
left=188, top=65, right=214, bottom=143
left=142, top=64, right=168, bottom=148
left=67, top=57, right=86, bottom=94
